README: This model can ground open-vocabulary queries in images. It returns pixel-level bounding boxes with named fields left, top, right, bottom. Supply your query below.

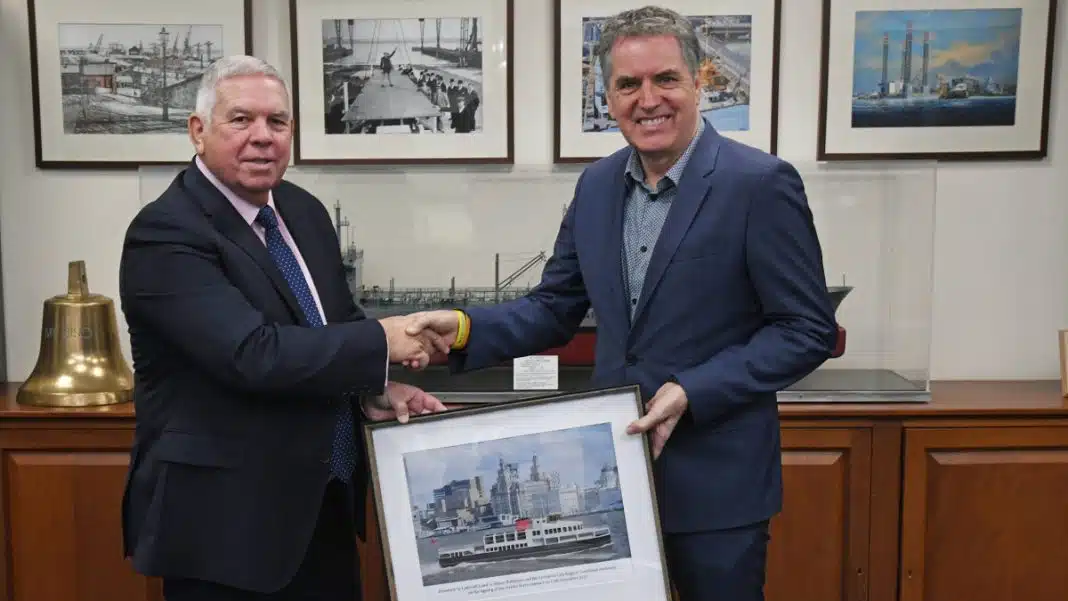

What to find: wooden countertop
left=1, top=380, right=1066, bottom=420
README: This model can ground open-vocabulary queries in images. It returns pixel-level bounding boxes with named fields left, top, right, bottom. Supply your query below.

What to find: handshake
left=378, top=310, right=465, bottom=369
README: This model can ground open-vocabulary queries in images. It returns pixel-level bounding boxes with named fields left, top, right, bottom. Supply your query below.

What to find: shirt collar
left=624, top=117, right=706, bottom=191
left=195, top=155, right=277, bottom=227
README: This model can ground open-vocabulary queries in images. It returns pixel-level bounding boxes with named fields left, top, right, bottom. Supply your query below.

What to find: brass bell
left=17, top=260, right=134, bottom=407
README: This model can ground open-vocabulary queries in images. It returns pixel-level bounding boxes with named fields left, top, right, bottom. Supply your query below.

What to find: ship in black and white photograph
left=402, top=422, right=630, bottom=586
left=320, top=17, right=483, bottom=134
left=57, top=23, right=224, bottom=134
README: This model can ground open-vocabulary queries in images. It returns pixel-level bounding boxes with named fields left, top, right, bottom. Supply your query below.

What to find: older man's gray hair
left=594, top=6, right=702, bottom=91
left=194, top=55, right=290, bottom=126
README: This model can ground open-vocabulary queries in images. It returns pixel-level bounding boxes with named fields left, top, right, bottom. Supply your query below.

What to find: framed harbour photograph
left=817, top=0, right=1058, bottom=160
left=26, top=0, right=252, bottom=169
left=553, top=0, right=782, bottom=162
left=363, top=386, right=671, bottom=601
left=288, top=0, right=514, bottom=164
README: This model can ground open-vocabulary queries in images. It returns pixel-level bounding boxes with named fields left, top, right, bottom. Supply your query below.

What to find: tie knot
left=255, top=205, right=278, bottom=230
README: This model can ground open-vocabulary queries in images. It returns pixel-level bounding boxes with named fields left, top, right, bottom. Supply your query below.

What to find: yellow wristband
left=451, top=310, right=470, bottom=350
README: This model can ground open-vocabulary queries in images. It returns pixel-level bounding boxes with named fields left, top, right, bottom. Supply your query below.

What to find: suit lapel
left=183, top=164, right=308, bottom=326
left=601, top=164, right=630, bottom=330
left=630, top=125, right=722, bottom=326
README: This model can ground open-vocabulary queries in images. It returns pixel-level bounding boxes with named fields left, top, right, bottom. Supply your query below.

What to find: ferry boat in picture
left=436, top=514, right=612, bottom=568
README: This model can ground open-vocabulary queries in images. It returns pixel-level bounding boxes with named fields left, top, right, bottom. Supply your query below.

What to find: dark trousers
left=162, top=480, right=361, bottom=601
left=664, top=520, right=770, bottom=601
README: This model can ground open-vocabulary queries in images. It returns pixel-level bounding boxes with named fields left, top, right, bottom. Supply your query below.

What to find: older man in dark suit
left=118, top=55, right=448, bottom=600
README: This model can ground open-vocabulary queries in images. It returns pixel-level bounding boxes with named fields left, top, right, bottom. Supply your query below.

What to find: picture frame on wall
left=817, top=0, right=1058, bottom=161
left=553, top=0, right=782, bottom=163
left=26, top=0, right=253, bottom=169
left=363, top=386, right=672, bottom=601
left=288, top=0, right=514, bottom=165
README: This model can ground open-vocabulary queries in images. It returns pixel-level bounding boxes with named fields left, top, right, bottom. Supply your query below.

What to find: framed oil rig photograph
left=816, top=0, right=1058, bottom=161
left=553, top=0, right=782, bottom=162
left=25, top=0, right=253, bottom=168
left=288, top=0, right=515, bottom=164
left=364, top=386, right=672, bottom=601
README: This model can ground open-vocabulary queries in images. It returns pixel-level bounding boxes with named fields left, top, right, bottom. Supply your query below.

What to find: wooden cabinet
left=766, top=425, right=873, bottom=601
left=0, top=381, right=1065, bottom=601
left=0, top=408, right=161, bottom=601
left=898, top=424, right=1068, bottom=601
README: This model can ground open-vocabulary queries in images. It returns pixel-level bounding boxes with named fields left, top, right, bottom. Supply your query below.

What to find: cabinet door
left=765, top=427, right=872, bottom=601
left=900, top=425, right=1068, bottom=601
left=2, top=449, right=162, bottom=601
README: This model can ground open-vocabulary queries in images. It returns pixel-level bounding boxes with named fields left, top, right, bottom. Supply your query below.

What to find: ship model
left=336, top=203, right=853, bottom=365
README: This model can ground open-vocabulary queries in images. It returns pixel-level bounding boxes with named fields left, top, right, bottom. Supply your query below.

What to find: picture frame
left=363, top=385, right=671, bottom=601
left=816, top=0, right=1058, bottom=161
left=288, top=0, right=514, bottom=165
left=1059, top=329, right=1067, bottom=398
left=553, top=0, right=782, bottom=163
left=26, top=0, right=253, bottom=169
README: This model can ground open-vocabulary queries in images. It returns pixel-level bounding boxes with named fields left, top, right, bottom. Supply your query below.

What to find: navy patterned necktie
left=255, top=205, right=357, bottom=482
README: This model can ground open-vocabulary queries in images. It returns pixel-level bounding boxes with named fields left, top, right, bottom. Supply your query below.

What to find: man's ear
left=188, top=114, right=206, bottom=155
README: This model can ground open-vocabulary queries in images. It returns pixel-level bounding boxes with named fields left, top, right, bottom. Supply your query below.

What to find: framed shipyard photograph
left=553, top=0, right=782, bottom=162
left=817, top=0, right=1058, bottom=160
left=364, top=386, right=671, bottom=601
left=26, top=0, right=252, bottom=168
left=288, top=0, right=514, bottom=164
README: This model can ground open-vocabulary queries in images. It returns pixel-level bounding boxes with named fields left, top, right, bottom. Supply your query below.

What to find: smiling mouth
left=637, top=116, right=670, bottom=127
left=245, top=159, right=273, bottom=165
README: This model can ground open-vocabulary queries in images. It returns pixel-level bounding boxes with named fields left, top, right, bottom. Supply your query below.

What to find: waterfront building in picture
left=850, top=9, right=1022, bottom=128
left=320, top=17, right=483, bottom=135
left=401, top=422, right=630, bottom=586
left=580, top=15, right=753, bottom=133
left=57, top=23, right=224, bottom=134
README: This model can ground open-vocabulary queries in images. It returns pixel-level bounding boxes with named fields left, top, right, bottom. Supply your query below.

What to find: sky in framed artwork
left=848, top=8, right=1022, bottom=128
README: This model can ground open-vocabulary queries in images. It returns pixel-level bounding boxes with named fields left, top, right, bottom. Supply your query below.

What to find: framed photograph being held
left=26, top=0, right=253, bottom=168
left=363, top=386, right=671, bottom=601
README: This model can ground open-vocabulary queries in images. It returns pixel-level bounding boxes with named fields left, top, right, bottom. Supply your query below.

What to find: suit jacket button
left=625, top=354, right=637, bottom=365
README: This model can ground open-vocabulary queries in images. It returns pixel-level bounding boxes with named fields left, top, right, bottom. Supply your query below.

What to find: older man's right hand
left=379, top=316, right=449, bottom=369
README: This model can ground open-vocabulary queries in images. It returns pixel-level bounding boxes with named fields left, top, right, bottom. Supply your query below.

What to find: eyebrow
left=615, top=69, right=683, bottom=85
left=226, top=108, right=291, bottom=120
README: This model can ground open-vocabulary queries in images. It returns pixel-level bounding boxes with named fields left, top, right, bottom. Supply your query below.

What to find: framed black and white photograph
left=26, top=0, right=252, bottom=169
left=553, top=0, right=782, bottom=162
left=364, top=386, right=671, bottom=601
left=288, top=0, right=514, bottom=164
left=817, top=0, right=1058, bottom=160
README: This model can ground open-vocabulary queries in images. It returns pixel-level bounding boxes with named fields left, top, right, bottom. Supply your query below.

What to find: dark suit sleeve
left=674, top=160, right=837, bottom=426
left=450, top=172, right=592, bottom=371
left=120, top=205, right=389, bottom=398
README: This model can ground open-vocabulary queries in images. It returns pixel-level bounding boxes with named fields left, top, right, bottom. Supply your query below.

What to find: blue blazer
left=118, top=160, right=388, bottom=593
left=453, top=122, right=838, bottom=533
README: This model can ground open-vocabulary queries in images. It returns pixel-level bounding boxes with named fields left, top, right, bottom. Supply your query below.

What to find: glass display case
left=137, top=159, right=937, bottom=403
left=782, top=161, right=936, bottom=402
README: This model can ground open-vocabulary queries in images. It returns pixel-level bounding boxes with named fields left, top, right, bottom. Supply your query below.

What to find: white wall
left=1, top=0, right=1066, bottom=382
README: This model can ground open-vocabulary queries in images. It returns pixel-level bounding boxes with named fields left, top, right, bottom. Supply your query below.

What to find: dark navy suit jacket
left=119, top=160, right=387, bottom=593
left=452, top=122, right=838, bottom=533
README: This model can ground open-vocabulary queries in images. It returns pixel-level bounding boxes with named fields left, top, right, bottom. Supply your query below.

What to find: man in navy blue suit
left=119, top=55, right=450, bottom=600
left=404, top=6, right=838, bottom=599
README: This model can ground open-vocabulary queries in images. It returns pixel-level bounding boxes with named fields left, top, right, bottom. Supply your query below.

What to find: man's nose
left=249, top=119, right=272, bottom=144
left=637, top=81, right=660, bottom=109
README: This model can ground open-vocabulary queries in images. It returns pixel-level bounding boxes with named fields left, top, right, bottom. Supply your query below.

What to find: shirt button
left=640, top=245, right=647, bottom=252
